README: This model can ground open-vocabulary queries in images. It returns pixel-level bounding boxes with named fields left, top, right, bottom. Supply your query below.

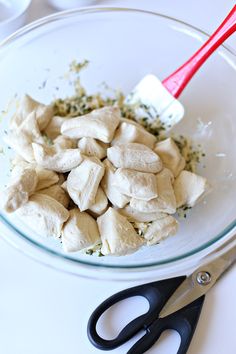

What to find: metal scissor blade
left=159, top=239, right=236, bottom=318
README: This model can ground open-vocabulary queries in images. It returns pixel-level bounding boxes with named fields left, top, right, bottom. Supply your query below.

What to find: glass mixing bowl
left=0, top=7, right=235, bottom=280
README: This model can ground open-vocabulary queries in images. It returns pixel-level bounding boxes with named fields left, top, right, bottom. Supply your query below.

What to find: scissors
left=87, top=235, right=236, bottom=354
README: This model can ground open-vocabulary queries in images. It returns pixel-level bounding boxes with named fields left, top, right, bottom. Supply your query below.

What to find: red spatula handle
left=162, top=5, right=236, bottom=98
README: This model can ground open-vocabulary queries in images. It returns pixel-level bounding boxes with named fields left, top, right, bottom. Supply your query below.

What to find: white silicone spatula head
left=126, top=74, right=184, bottom=130
left=126, top=5, right=236, bottom=130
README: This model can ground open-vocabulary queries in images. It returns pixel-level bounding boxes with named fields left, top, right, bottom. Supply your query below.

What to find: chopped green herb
left=42, top=134, right=53, bottom=146
left=70, top=59, right=89, bottom=73
left=173, top=135, right=205, bottom=173
left=84, top=241, right=103, bottom=256
left=177, top=205, right=192, bottom=219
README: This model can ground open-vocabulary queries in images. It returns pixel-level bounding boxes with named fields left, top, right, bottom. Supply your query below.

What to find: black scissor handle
left=87, top=276, right=185, bottom=350
left=127, top=295, right=205, bottom=354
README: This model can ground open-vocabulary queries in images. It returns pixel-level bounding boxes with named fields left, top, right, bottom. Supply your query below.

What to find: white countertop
left=0, top=1, right=236, bottom=353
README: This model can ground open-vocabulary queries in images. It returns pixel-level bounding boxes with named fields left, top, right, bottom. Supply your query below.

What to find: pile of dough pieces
left=0, top=95, right=209, bottom=256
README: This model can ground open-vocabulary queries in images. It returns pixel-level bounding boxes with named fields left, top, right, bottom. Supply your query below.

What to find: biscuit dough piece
left=98, top=208, right=144, bottom=256
left=53, top=135, right=77, bottom=150
left=35, top=168, right=59, bottom=191
left=111, top=121, right=156, bottom=149
left=38, top=185, right=70, bottom=208
left=117, top=205, right=166, bottom=223
left=174, top=170, right=209, bottom=207
left=9, top=159, right=59, bottom=192
left=10, top=94, right=54, bottom=131
left=5, top=112, right=45, bottom=162
left=78, top=137, right=107, bottom=159
left=61, top=106, right=121, bottom=143
left=67, top=157, right=105, bottom=211
left=32, top=143, right=83, bottom=173
left=144, top=216, right=178, bottom=245
left=113, top=168, right=158, bottom=201
left=88, top=187, right=108, bottom=216
left=44, top=116, right=69, bottom=140
left=130, top=168, right=176, bottom=214
left=101, top=159, right=130, bottom=208
left=62, top=209, right=100, bottom=252
left=0, top=168, right=38, bottom=213
left=154, top=138, right=185, bottom=177
left=17, top=194, right=69, bottom=238
left=107, top=143, right=162, bottom=173
left=61, top=181, right=67, bottom=192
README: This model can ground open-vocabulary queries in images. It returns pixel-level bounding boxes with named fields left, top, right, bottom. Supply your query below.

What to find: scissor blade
left=159, top=243, right=236, bottom=318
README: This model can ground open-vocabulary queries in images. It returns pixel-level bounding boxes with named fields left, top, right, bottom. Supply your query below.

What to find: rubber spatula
left=126, top=5, right=236, bottom=130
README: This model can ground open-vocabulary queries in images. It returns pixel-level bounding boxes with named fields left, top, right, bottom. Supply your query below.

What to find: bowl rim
left=0, top=6, right=235, bottom=272
left=1, top=6, right=236, bottom=55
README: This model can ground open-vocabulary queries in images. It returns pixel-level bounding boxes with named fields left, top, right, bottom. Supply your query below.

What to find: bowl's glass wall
left=0, top=9, right=235, bottom=269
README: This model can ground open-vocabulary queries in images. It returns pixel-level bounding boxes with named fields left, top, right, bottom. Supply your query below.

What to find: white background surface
left=0, top=1, right=236, bottom=353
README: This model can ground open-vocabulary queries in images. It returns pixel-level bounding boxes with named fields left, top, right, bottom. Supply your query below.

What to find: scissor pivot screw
left=196, top=271, right=212, bottom=285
